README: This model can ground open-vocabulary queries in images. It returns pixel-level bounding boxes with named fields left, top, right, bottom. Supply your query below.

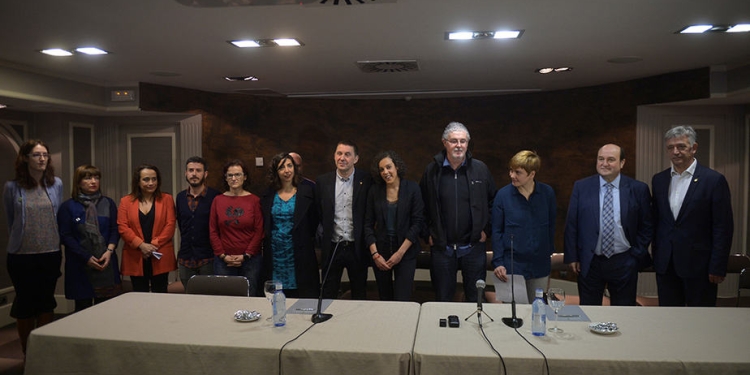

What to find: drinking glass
left=547, top=287, right=566, bottom=333
left=264, top=280, right=280, bottom=320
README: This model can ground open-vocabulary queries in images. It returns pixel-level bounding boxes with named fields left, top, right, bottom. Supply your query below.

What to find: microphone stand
left=502, top=234, right=523, bottom=328
left=312, top=238, right=342, bottom=323
left=465, top=279, right=494, bottom=325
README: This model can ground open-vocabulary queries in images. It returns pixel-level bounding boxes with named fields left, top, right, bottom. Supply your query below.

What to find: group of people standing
left=2, top=123, right=735, bottom=355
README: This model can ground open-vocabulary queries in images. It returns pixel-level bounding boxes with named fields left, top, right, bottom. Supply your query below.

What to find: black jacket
left=419, top=151, right=496, bottom=248
left=364, top=179, right=424, bottom=260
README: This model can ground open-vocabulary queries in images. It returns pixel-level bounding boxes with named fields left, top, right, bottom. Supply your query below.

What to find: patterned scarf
left=75, top=192, right=115, bottom=290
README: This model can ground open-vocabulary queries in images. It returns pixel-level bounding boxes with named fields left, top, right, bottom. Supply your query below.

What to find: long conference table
left=25, top=293, right=750, bottom=375
left=25, top=293, right=420, bottom=375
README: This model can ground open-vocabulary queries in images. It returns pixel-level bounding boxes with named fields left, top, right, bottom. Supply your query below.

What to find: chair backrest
left=726, top=254, right=750, bottom=273
left=737, top=268, right=750, bottom=307
left=186, top=275, right=250, bottom=297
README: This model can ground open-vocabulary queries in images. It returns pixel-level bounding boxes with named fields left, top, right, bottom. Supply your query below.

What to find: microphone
left=476, top=279, right=485, bottom=312
left=502, top=234, right=523, bottom=328
left=312, top=236, right=342, bottom=323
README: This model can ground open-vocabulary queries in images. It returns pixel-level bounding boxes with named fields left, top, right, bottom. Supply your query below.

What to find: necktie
left=601, top=183, right=615, bottom=258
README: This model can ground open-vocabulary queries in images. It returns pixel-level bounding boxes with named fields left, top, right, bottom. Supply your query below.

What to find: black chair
left=185, top=275, right=250, bottom=297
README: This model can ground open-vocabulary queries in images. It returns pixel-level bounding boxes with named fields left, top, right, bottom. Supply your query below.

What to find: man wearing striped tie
left=563, top=144, right=653, bottom=306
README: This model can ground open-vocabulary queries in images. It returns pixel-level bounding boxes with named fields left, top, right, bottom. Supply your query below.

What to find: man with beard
left=175, top=156, right=220, bottom=290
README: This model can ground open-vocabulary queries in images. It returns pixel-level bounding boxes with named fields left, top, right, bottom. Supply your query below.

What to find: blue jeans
left=430, top=242, right=487, bottom=302
left=214, top=255, right=262, bottom=296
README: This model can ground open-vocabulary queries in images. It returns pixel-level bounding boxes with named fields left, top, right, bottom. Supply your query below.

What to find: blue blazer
left=564, top=174, right=653, bottom=277
left=651, top=163, right=733, bottom=278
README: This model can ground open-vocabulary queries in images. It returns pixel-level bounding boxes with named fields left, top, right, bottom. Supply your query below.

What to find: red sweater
left=209, top=194, right=263, bottom=256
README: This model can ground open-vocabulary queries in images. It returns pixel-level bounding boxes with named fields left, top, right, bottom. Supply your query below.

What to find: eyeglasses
left=28, top=153, right=50, bottom=159
left=446, top=139, right=468, bottom=146
left=226, top=173, right=244, bottom=180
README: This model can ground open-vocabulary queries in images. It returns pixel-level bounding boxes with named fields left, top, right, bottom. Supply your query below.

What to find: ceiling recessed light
left=40, top=48, right=73, bottom=56
left=225, top=76, right=259, bottom=81
left=273, top=38, right=301, bottom=47
left=536, top=67, right=572, bottom=74
left=75, top=47, right=108, bottom=55
left=727, top=24, right=750, bottom=33
left=447, top=30, right=523, bottom=40
left=229, top=39, right=304, bottom=48
left=447, top=32, right=474, bottom=40
left=493, top=30, right=522, bottom=39
left=230, top=40, right=261, bottom=48
left=678, top=25, right=714, bottom=33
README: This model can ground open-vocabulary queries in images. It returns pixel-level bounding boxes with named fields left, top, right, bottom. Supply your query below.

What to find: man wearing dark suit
left=564, top=144, right=653, bottom=306
left=652, top=125, right=733, bottom=307
left=315, top=141, right=372, bottom=299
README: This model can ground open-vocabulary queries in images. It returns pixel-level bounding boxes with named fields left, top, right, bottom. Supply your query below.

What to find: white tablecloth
left=413, top=302, right=750, bottom=375
left=26, top=293, right=421, bottom=375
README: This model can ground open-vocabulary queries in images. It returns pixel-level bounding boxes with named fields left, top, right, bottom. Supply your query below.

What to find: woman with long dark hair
left=364, top=150, right=424, bottom=301
left=2, top=139, right=63, bottom=355
left=58, top=165, right=122, bottom=311
left=261, top=153, right=319, bottom=298
left=118, top=164, right=176, bottom=293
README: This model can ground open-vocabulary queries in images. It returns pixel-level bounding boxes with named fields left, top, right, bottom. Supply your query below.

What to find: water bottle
left=531, top=288, right=546, bottom=336
left=272, top=283, right=286, bottom=327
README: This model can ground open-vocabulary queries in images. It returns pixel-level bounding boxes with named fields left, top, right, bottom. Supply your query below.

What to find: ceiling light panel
left=677, top=24, right=750, bottom=34
left=230, top=40, right=261, bottom=48
left=229, top=38, right=304, bottom=48
left=41, top=48, right=73, bottom=56
left=679, top=25, right=713, bottom=33
left=727, top=24, right=750, bottom=32
left=446, top=30, right=523, bottom=40
left=75, top=47, right=108, bottom=55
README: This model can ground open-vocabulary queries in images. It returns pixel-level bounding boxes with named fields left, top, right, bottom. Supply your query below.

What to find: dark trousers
left=373, top=236, right=417, bottom=301
left=656, top=256, right=717, bottom=307
left=131, top=258, right=169, bottom=293
left=430, top=242, right=487, bottom=302
left=578, top=252, right=638, bottom=306
left=322, top=242, right=368, bottom=300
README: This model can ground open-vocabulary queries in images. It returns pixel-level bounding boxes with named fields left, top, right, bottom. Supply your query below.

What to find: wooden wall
left=139, top=67, right=709, bottom=251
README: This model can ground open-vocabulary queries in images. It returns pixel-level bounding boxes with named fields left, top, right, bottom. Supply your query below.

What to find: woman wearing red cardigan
left=118, top=164, right=176, bottom=292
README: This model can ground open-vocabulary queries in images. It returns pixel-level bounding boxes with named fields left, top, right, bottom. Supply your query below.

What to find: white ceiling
left=1, top=0, right=749, bottom=113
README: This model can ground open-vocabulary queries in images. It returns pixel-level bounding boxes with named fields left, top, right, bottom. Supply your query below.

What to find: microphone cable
left=477, top=318, right=507, bottom=375
left=277, top=321, right=317, bottom=375
left=511, top=326, right=550, bottom=375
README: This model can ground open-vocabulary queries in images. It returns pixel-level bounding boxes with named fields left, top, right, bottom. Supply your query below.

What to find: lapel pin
left=693, top=178, right=698, bottom=182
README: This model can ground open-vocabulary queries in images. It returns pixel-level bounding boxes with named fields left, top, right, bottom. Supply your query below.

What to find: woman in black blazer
left=364, top=151, right=424, bottom=301
left=261, top=153, right=320, bottom=298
